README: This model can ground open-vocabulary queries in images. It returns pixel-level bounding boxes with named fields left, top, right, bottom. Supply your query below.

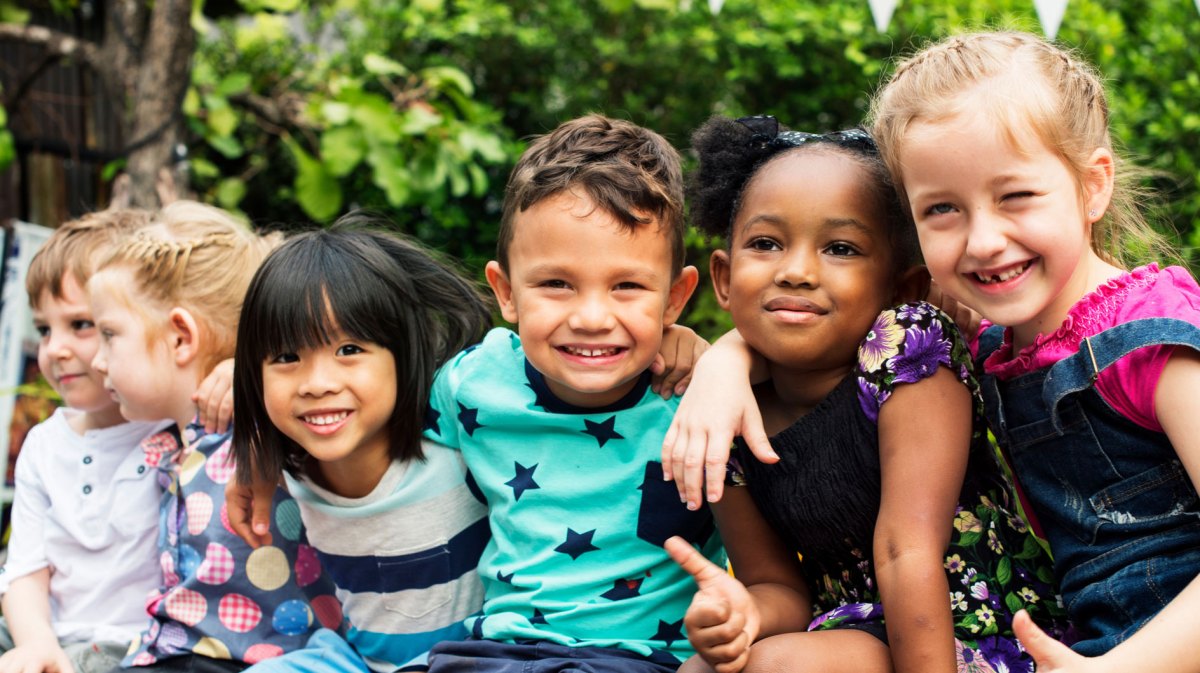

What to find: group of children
left=0, top=28, right=1197, bottom=673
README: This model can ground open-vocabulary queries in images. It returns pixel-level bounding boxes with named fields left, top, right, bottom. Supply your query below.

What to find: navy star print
left=582, top=415, right=623, bottom=447
left=423, top=406, right=441, bottom=435
left=600, top=577, right=644, bottom=601
left=496, top=570, right=515, bottom=584
left=555, top=528, right=599, bottom=560
left=505, top=462, right=540, bottom=501
left=458, top=402, right=484, bottom=436
left=530, top=608, right=548, bottom=625
left=652, top=619, right=685, bottom=647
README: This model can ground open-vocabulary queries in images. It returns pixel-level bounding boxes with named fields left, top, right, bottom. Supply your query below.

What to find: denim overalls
left=978, top=318, right=1200, bottom=656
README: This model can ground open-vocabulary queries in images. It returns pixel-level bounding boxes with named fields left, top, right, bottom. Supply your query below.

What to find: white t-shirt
left=0, top=408, right=169, bottom=644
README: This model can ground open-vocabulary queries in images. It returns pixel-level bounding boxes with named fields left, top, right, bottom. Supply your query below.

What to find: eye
left=747, top=237, right=782, bottom=252
left=614, top=281, right=645, bottom=291
left=270, top=352, right=299, bottom=364
left=1003, top=191, right=1035, bottom=202
left=539, top=279, right=570, bottom=290
left=336, top=343, right=364, bottom=357
left=925, top=203, right=957, bottom=216
left=824, top=242, right=861, bottom=257
left=34, top=324, right=49, bottom=338
left=99, top=328, right=114, bottom=342
left=71, top=319, right=95, bottom=332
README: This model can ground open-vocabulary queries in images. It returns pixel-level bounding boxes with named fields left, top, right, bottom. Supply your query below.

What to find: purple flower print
left=891, top=324, right=953, bottom=383
left=976, top=635, right=1034, bottom=673
left=896, top=302, right=933, bottom=322
left=857, top=379, right=890, bottom=423
left=858, top=310, right=904, bottom=372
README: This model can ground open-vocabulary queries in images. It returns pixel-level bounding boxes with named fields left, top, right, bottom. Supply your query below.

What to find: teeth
left=303, top=412, right=349, bottom=426
left=564, top=346, right=620, bottom=357
left=975, top=262, right=1029, bottom=284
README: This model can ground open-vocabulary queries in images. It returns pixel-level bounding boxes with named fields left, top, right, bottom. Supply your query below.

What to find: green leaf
left=190, top=157, right=220, bottom=180
left=996, top=556, right=1012, bottom=586
left=321, top=102, right=353, bottom=126
left=207, top=105, right=240, bottom=138
left=399, top=105, right=442, bottom=135
left=0, top=0, right=31, bottom=23
left=363, top=53, right=409, bottom=77
left=320, top=126, right=367, bottom=177
left=420, top=66, right=474, bottom=96
left=958, top=531, right=982, bottom=548
left=0, top=129, right=15, bottom=170
left=468, top=163, right=489, bottom=197
left=0, top=104, right=7, bottom=127
left=215, top=177, right=247, bottom=209
left=459, top=126, right=506, bottom=163
left=448, top=163, right=469, bottom=197
left=101, top=158, right=127, bottom=181
left=216, top=73, right=252, bottom=97
left=287, top=140, right=342, bottom=222
left=352, top=95, right=402, bottom=144
left=207, top=134, right=244, bottom=159
left=1005, top=592, right=1025, bottom=614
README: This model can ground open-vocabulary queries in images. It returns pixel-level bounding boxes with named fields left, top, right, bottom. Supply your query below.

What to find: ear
left=1083, top=147, right=1115, bottom=225
left=710, top=249, right=733, bottom=311
left=662, top=265, right=700, bottom=326
left=892, top=265, right=931, bottom=304
left=168, top=307, right=201, bottom=367
left=485, top=261, right=519, bottom=324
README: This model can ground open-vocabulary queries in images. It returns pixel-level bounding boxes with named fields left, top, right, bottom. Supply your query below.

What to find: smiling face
left=486, top=190, right=697, bottom=408
left=900, top=109, right=1116, bottom=348
left=713, top=150, right=898, bottom=374
left=33, top=273, right=123, bottom=429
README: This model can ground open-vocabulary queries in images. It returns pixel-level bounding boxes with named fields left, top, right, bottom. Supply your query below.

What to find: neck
left=72, top=405, right=127, bottom=434
left=758, top=363, right=852, bottom=435
left=312, top=448, right=391, bottom=499
left=1011, top=252, right=1126, bottom=351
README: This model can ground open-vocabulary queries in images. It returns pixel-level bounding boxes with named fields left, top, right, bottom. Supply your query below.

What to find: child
left=415, top=113, right=723, bottom=672
left=0, top=210, right=171, bottom=673
left=662, top=114, right=1065, bottom=673
left=869, top=30, right=1200, bottom=669
left=228, top=220, right=493, bottom=672
left=86, top=201, right=337, bottom=672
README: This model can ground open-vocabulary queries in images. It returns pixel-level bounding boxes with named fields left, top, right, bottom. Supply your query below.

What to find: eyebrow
left=741, top=214, right=875, bottom=236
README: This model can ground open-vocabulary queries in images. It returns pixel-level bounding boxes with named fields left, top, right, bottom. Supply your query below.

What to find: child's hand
left=1013, top=611, right=1095, bottom=673
left=193, top=358, right=235, bottom=434
left=665, top=536, right=759, bottom=673
left=225, top=478, right=276, bottom=548
left=925, top=280, right=982, bottom=338
left=0, top=641, right=75, bottom=673
left=651, top=325, right=710, bottom=399
left=661, top=334, right=776, bottom=510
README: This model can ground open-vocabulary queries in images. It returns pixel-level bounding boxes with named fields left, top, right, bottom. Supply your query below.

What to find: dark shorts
left=427, top=639, right=680, bottom=673
left=114, top=655, right=249, bottom=673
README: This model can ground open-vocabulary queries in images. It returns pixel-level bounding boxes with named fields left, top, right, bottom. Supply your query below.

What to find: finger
left=696, top=628, right=750, bottom=666
left=251, top=481, right=275, bottom=544
left=213, top=389, right=234, bottom=434
left=665, top=536, right=728, bottom=588
left=741, top=404, right=778, bottom=465
left=682, top=433, right=707, bottom=511
left=669, top=426, right=691, bottom=498
left=226, top=485, right=261, bottom=548
left=688, top=602, right=746, bottom=645
left=704, top=443, right=729, bottom=504
left=650, top=353, right=667, bottom=390
left=1014, top=610, right=1076, bottom=670
left=662, top=420, right=680, bottom=481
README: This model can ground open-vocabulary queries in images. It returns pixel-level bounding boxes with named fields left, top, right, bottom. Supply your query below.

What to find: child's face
left=713, top=151, right=897, bottom=371
left=900, top=111, right=1111, bottom=342
left=261, top=329, right=397, bottom=486
left=33, top=272, right=120, bottom=420
left=487, top=190, right=696, bottom=408
left=88, top=270, right=178, bottom=423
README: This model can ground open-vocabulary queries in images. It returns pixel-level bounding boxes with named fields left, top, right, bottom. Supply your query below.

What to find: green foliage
left=0, top=101, right=13, bottom=172
left=185, top=0, right=1200, bottom=339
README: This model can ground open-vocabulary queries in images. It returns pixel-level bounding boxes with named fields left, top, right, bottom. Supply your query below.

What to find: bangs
left=243, top=233, right=405, bottom=363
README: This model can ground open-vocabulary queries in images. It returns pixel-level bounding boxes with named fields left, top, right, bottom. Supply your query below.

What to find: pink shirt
left=982, top=265, right=1200, bottom=432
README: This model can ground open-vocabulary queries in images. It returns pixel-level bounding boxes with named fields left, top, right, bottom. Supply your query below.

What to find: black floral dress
left=729, top=301, right=1068, bottom=673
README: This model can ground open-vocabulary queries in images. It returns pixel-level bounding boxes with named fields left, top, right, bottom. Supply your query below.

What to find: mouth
left=970, top=260, right=1032, bottom=285
left=764, top=296, right=828, bottom=315
left=557, top=345, right=627, bottom=358
left=301, top=411, right=350, bottom=426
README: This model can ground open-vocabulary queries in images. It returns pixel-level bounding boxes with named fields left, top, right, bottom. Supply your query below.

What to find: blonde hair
left=869, top=30, right=1172, bottom=268
left=26, top=209, right=153, bottom=307
left=93, top=201, right=282, bottom=376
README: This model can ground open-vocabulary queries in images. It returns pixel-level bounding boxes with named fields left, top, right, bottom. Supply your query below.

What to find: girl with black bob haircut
left=228, top=214, right=493, bottom=672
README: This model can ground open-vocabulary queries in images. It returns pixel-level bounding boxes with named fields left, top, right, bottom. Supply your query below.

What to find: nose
left=567, top=292, right=617, bottom=332
left=297, top=357, right=341, bottom=397
left=774, top=248, right=819, bottom=288
left=91, top=349, right=107, bottom=375
left=964, top=213, right=1008, bottom=261
left=46, top=330, right=72, bottom=360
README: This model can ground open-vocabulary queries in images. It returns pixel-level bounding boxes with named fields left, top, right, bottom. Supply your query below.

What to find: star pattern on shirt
left=496, top=569, right=515, bottom=584
left=505, top=462, right=541, bottom=501
left=458, top=402, right=484, bottom=436
left=581, top=415, right=623, bottom=447
left=554, top=528, right=599, bottom=560
left=423, top=406, right=441, bottom=435
left=600, top=576, right=643, bottom=601
left=652, top=619, right=685, bottom=647
left=530, top=608, right=548, bottom=625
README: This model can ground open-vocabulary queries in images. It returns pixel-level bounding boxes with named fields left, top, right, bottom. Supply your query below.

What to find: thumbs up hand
left=666, top=536, right=761, bottom=673
left=1014, top=610, right=1091, bottom=673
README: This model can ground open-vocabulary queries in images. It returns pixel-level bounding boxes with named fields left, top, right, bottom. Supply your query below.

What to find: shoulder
left=436, top=327, right=521, bottom=385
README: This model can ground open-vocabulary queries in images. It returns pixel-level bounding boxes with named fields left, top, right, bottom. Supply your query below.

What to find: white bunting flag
left=1033, top=0, right=1069, bottom=39
left=708, top=0, right=724, bottom=15
left=868, top=0, right=899, bottom=33
left=1195, top=0, right=1199, bottom=16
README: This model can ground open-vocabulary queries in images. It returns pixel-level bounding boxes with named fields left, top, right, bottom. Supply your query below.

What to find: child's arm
left=666, top=488, right=812, bottom=673
left=193, top=358, right=235, bottom=434
left=0, top=569, right=75, bottom=673
left=1013, top=348, right=1200, bottom=673
left=662, top=330, right=777, bottom=510
left=873, top=366, right=971, bottom=673
left=650, top=324, right=710, bottom=399
left=225, top=476, right=277, bottom=548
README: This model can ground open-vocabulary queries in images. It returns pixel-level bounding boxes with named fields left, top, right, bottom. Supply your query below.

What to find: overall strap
left=976, top=324, right=1006, bottom=366
left=1043, top=318, right=1200, bottom=432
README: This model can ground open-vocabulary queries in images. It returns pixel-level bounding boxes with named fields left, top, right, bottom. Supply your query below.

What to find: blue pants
left=427, top=639, right=680, bottom=673
left=243, top=629, right=376, bottom=673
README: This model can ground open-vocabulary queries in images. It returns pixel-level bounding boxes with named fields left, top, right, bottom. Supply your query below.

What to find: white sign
left=1033, top=0, right=1069, bottom=39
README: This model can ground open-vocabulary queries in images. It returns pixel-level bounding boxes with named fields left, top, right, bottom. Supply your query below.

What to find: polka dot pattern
left=246, top=546, right=290, bottom=591
left=158, top=623, right=188, bottom=654
left=160, top=552, right=179, bottom=588
left=186, top=492, right=214, bottom=535
left=179, top=449, right=206, bottom=486
left=205, top=440, right=236, bottom=484
left=271, top=599, right=313, bottom=636
left=311, top=595, right=344, bottom=630
left=275, top=499, right=302, bottom=542
left=243, top=643, right=284, bottom=664
left=179, top=544, right=202, bottom=578
left=193, top=637, right=231, bottom=659
left=294, top=544, right=322, bottom=587
left=218, top=594, right=262, bottom=633
left=219, top=501, right=236, bottom=536
left=164, top=587, right=207, bottom=626
left=196, top=542, right=235, bottom=585
left=131, top=652, right=157, bottom=666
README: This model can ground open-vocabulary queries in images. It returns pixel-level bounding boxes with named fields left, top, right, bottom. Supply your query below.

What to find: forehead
left=510, top=190, right=674, bottom=276
left=737, top=150, right=887, bottom=234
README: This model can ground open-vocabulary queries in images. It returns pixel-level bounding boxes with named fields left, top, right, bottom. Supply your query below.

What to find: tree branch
left=0, top=23, right=100, bottom=69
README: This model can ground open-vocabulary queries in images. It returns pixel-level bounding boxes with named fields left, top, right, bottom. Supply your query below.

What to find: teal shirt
left=424, top=328, right=725, bottom=662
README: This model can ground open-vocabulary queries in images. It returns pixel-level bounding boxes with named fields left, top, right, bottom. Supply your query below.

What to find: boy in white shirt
left=0, top=210, right=172, bottom=673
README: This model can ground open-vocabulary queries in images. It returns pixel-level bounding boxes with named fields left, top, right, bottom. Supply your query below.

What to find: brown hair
left=26, top=209, right=153, bottom=308
left=90, top=201, right=282, bottom=376
left=870, top=30, right=1172, bottom=267
left=497, top=114, right=686, bottom=276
